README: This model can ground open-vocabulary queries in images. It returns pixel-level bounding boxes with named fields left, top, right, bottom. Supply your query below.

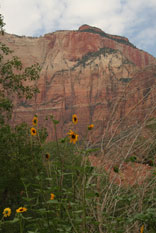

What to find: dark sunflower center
left=5, top=211, right=8, bottom=214
left=33, top=130, right=36, bottom=133
left=20, top=208, right=23, bottom=212
left=45, top=154, right=49, bottom=158
left=34, top=119, right=37, bottom=123
left=72, top=134, right=76, bottom=139
left=74, top=117, right=77, bottom=121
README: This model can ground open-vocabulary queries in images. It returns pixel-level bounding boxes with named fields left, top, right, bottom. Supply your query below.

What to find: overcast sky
left=1, top=0, right=156, bottom=57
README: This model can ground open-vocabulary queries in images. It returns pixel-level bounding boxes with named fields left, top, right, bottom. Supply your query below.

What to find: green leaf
left=22, top=216, right=32, bottom=220
left=45, top=177, right=53, bottom=181
left=8, top=217, right=19, bottom=224
left=46, top=200, right=59, bottom=204
left=53, top=119, right=59, bottom=125
left=28, top=230, right=39, bottom=233
left=73, top=210, right=83, bottom=214
left=36, top=208, right=47, bottom=213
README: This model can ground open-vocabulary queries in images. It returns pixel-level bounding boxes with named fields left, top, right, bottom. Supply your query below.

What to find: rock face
left=1, top=25, right=156, bottom=140
left=89, top=156, right=152, bottom=186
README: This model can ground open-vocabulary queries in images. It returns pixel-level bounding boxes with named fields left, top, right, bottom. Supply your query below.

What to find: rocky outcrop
left=0, top=25, right=156, bottom=141
left=89, top=156, right=152, bottom=186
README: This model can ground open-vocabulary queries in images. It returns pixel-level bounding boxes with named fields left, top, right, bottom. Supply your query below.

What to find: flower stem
left=19, top=217, right=23, bottom=233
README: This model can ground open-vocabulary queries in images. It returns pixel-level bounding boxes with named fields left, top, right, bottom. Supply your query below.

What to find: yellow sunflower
left=50, top=193, right=55, bottom=200
left=30, top=127, right=37, bottom=136
left=68, top=130, right=78, bottom=144
left=3, top=208, right=11, bottom=217
left=16, top=207, right=27, bottom=213
left=72, top=114, right=78, bottom=124
left=140, top=225, right=144, bottom=233
left=32, top=116, right=38, bottom=126
left=45, top=153, right=50, bottom=160
left=88, top=124, right=94, bottom=130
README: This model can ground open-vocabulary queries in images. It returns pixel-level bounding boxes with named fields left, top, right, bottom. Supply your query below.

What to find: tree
left=0, top=14, right=40, bottom=124
left=0, top=14, right=42, bottom=213
left=0, top=14, right=5, bottom=34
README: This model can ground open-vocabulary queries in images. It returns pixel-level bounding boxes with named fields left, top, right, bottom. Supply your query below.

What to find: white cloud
left=1, top=0, right=41, bottom=35
left=0, top=0, right=156, bottom=56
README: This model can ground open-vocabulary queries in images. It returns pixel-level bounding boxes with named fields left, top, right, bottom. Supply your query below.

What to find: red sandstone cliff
left=0, top=24, right=156, bottom=141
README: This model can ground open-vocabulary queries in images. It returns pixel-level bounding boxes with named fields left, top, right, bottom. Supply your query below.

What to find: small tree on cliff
left=0, top=14, right=40, bottom=124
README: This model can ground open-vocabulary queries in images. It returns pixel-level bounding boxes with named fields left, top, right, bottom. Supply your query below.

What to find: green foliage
left=0, top=123, right=45, bottom=208
left=0, top=115, right=100, bottom=233
left=73, top=47, right=117, bottom=70
left=1, top=113, right=156, bottom=233
left=0, top=17, right=40, bottom=124
left=146, top=117, right=156, bottom=131
left=113, top=166, right=119, bottom=173
left=129, top=156, right=137, bottom=162
left=0, top=47, right=40, bottom=123
left=119, top=77, right=132, bottom=83
left=143, top=118, right=156, bottom=162
left=0, top=14, right=5, bottom=34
